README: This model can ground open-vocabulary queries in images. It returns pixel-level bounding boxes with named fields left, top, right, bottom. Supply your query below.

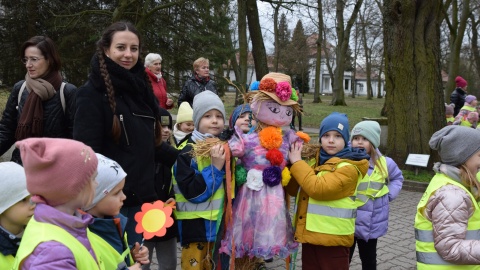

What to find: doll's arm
left=228, top=126, right=245, bottom=157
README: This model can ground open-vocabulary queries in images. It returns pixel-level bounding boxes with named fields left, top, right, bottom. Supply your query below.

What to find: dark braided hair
left=96, top=21, right=141, bottom=144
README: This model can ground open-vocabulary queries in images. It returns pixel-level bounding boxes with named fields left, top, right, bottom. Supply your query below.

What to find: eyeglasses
left=21, top=57, right=44, bottom=65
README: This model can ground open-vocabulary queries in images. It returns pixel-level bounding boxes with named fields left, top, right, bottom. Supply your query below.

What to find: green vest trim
left=173, top=156, right=225, bottom=221
left=305, top=162, right=361, bottom=236
left=13, top=217, right=103, bottom=269
left=88, top=230, right=133, bottom=269
left=0, top=253, right=14, bottom=269
left=415, top=173, right=480, bottom=269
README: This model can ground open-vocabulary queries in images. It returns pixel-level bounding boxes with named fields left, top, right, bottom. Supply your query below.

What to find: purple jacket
left=354, top=151, right=404, bottom=241
left=21, top=203, right=97, bottom=270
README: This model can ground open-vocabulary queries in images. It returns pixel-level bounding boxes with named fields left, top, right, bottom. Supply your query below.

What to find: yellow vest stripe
left=307, top=204, right=356, bottom=219
left=415, top=228, right=480, bottom=243
left=417, top=252, right=455, bottom=265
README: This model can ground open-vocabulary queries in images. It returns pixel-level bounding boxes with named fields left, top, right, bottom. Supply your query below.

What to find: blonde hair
left=368, top=144, right=389, bottom=182
left=193, top=57, right=209, bottom=71
left=459, top=165, right=480, bottom=200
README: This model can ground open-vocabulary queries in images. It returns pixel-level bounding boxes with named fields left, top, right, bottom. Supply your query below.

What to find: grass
left=401, top=169, right=434, bottom=183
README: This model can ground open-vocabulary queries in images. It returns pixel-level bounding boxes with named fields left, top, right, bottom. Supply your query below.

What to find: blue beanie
left=229, top=104, right=252, bottom=129
left=319, top=112, right=350, bottom=144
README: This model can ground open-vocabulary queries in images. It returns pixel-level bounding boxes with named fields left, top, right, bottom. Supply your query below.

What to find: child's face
left=198, top=109, right=224, bottom=136
left=235, top=112, right=255, bottom=133
left=320, top=130, right=346, bottom=155
left=465, top=151, right=480, bottom=177
left=89, top=179, right=126, bottom=218
left=472, top=100, right=478, bottom=107
left=161, top=126, right=171, bottom=142
left=0, top=195, right=35, bottom=234
left=351, top=135, right=372, bottom=154
left=178, top=121, right=194, bottom=133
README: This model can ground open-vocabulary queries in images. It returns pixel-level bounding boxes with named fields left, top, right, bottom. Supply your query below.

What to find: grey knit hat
left=0, top=162, right=29, bottom=214
left=83, top=153, right=127, bottom=211
left=429, top=125, right=480, bottom=166
left=351, top=121, right=381, bottom=148
left=192, top=90, right=226, bottom=129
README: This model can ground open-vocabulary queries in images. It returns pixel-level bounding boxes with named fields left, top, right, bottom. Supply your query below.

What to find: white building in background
left=222, top=33, right=385, bottom=95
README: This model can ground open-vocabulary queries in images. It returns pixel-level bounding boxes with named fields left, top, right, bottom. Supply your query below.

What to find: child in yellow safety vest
left=0, top=162, right=34, bottom=269
left=348, top=121, right=404, bottom=269
left=415, top=126, right=480, bottom=268
left=453, top=94, right=477, bottom=126
left=12, top=138, right=101, bottom=270
left=287, top=112, right=369, bottom=270
left=173, top=91, right=227, bottom=270
left=83, top=153, right=149, bottom=270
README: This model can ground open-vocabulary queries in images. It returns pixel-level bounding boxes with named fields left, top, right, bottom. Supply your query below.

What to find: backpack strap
left=59, top=82, right=66, bottom=113
left=17, top=82, right=66, bottom=113
left=17, top=82, right=27, bottom=109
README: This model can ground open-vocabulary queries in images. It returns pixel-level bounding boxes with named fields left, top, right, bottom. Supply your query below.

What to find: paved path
left=148, top=189, right=421, bottom=269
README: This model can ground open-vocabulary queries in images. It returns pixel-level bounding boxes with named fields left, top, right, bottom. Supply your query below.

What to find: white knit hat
left=0, top=162, right=29, bottom=214
left=83, top=153, right=127, bottom=211
left=177, top=102, right=193, bottom=124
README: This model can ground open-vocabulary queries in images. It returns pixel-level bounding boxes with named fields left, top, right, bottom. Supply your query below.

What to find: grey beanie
left=429, top=125, right=480, bottom=166
left=192, top=90, right=226, bottom=129
left=83, top=153, right=127, bottom=211
left=0, top=162, right=29, bottom=214
left=351, top=121, right=381, bottom=148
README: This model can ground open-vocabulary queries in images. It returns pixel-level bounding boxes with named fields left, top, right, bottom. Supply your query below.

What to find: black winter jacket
left=74, top=55, right=178, bottom=207
left=0, top=80, right=76, bottom=164
left=177, top=75, right=218, bottom=107
left=450, top=87, right=467, bottom=116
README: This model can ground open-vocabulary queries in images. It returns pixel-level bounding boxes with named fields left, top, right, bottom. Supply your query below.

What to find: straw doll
left=219, top=73, right=304, bottom=268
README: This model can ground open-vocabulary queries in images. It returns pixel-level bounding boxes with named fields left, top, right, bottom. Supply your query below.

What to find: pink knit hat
left=16, top=138, right=98, bottom=206
left=455, top=76, right=467, bottom=88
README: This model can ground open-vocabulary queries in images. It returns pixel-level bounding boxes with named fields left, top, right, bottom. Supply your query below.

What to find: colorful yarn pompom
left=235, top=165, right=247, bottom=186
left=290, top=88, right=299, bottom=101
left=266, top=149, right=284, bottom=166
left=263, top=166, right=282, bottom=187
left=296, top=131, right=311, bottom=143
left=281, top=167, right=291, bottom=186
left=259, top=127, right=283, bottom=150
left=276, top=82, right=292, bottom=101
left=250, top=81, right=260, bottom=91
left=259, top=78, right=277, bottom=93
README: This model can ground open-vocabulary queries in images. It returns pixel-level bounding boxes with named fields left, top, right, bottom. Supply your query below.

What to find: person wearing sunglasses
left=0, top=36, right=76, bottom=165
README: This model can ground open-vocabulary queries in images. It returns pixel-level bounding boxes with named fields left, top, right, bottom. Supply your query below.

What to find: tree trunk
left=444, top=0, right=471, bottom=101
left=383, top=0, right=444, bottom=168
left=331, top=0, right=364, bottom=106
left=471, top=14, right=480, bottom=81
left=246, top=0, right=269, bottom=80
left=313, top=0, right=324, bottom=103
left=273, top=4, right=281, bottom=72
left=377, top=54, right=384, bottom=98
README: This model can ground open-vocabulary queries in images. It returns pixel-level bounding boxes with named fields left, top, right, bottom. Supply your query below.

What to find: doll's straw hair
left=302, top=143, right=321, bottom=159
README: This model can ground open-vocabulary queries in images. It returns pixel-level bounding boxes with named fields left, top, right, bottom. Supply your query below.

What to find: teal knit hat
left=351, top=121, right=381, bottom=148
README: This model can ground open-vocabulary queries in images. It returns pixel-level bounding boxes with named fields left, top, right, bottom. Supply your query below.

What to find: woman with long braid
left=73, top=21, right=178, bottom=248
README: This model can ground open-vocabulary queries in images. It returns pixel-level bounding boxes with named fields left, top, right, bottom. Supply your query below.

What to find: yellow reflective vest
left=415, top=173, right=480, bottom=269
left=12, top=218, right=104, bottom=269
left=0, top=253, right=14, bottom=269
left=88, top=231, right=133, bottom=269
left=356, top=156, right=389, bottom=201
left=173, top=156, right=225, bottom=221
left=304, top=162, right=362, bottom=236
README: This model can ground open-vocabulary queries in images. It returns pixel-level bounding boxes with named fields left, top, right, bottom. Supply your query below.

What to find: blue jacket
left=354, top=150, right=404, bottom=240
left=173, top=138, right=225, bottom=245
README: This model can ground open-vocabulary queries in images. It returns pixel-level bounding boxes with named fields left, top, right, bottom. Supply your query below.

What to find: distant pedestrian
left=290, top=88, right=303, bottom=131
left=415, top=125, right=480, bottom=268
left=177, top=57, right=218, bottom=107
left=145, top=53, right=174, bottom=110
left=445, top=103, right=455, bottom=126
left=450, top=76, right=468, bottom=116
left=348, top=121, right=404, bottom=270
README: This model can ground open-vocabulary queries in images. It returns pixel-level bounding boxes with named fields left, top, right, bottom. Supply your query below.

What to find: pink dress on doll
left=220, top=127, right=299, bottom=259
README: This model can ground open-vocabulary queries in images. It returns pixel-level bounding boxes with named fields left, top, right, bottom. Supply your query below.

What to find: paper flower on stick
left=135, top=200, right=174, bottom=239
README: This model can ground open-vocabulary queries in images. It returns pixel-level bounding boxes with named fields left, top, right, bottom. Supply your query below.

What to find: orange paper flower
left=259, top=78, right=277, bottom=92
left=134, top=200, right=174, bottom=239
left=259, top=126, right=283, bottom=150
left=296, top=131, right=311, bottom=143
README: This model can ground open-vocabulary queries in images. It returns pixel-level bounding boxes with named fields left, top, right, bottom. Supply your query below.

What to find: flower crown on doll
left=248, top=73, right=302, bottom=115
